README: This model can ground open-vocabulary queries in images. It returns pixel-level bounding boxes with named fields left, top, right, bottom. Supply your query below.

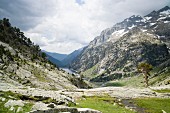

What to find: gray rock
left=16, top=68, right=32, bottom=79
left=6, top=64, right=18, bottom=73
left=4, top=100, right=24, bottom=108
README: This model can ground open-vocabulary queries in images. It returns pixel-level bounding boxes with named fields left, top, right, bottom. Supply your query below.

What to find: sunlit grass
left=71, top=96, right=136, bottom=113
left=153, top=89, right=170, bottom=93
left=134, top=98, right=170, bottom=113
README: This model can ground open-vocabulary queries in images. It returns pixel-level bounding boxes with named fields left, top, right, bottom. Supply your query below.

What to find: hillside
left=0, top=18, right=94, bottom=112
left=42, top=50, right=67, bottom=61
left=70, top=6, right=170, bottom=84
left=45, top=53, right=64, bottom=67
left=61, top=47, right=84, bottom=67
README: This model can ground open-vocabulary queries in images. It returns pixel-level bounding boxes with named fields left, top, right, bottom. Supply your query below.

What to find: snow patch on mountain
left=108, top=29, right=128, bottom=42
left=160, top=9, right=170, bottom=15
left=145, top=16, right=152, bottom=20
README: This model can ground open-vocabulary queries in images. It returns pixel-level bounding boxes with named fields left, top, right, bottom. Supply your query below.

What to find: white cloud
left=1, top=0, right=170, bottom=53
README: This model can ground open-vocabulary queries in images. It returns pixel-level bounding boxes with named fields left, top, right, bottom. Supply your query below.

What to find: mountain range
left=0, top=6, right=170, bottom=113
left=44, top=48, right=84, bottom=67
left=68, top=6, right=170, bottom=82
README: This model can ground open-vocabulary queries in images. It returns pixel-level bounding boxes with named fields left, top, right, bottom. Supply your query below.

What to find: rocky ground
left=0, top=81, right=169, bottom=113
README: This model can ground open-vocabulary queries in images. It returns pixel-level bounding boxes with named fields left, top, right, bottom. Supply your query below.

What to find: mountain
left=43, top=47, right=84, bottom=68
left=42, top=50, right=67, bottom=61
left=62, top=47, right=84, bottom=67
left=0, top=18, right=89, bottom=89
left=70, top=6, right=170, bottom=82
left=45, top=53, right=64, bottom=67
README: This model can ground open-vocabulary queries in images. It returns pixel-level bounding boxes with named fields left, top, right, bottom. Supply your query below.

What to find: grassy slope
left=81, top=64, right=99, bottom=79
left=103, top=67, right=170, bottom=87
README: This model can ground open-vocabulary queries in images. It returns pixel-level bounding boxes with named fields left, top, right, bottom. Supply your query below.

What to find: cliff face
left=70, top=6, right=170, bottom=81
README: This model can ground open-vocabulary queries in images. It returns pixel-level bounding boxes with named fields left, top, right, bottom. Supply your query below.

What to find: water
left=61, top=68, right=74, bottom=74
left=60, top=68, right=79, bottom=76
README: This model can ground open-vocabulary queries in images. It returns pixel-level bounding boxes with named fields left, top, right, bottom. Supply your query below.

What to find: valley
left=0, top=5, right=170, bottom=113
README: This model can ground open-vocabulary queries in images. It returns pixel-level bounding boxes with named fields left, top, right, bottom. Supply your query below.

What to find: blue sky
left=0, top=0, right=170, bottom=54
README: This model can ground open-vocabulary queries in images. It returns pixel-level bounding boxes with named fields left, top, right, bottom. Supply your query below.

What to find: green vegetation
left=0, top=91, right=33, bottom=113
left=31, top=67, right=49, bottom=82
left=153, top=89, right=170, bottom=93
left=104, top=82, right=125, bottom=87
left=81, top=64, right=99, bottom=79
left=150, top=67, right=170, bottom=86
left=71, top=96, right=135, bottom=113
left=103, top=75, right=145, bottom=87
left=134, top=98, right=170, bottom=113
left=137, top=62, right=153, bottom=87
left=0, top=18, right=57, bottom=68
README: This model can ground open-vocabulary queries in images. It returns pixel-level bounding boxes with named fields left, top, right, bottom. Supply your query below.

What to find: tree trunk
left=144, top=73, right=149, bottom=87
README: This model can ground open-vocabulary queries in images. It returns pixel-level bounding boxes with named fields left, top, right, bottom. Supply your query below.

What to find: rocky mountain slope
left=0, top=18, right=91, bottom=90
left=0, top=18, right=98, bottom=113
left=70, top=6, right=170, bottom=82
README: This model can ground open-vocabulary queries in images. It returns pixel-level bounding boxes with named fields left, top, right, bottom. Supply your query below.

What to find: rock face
left=70, top=6, right=170, bottom=81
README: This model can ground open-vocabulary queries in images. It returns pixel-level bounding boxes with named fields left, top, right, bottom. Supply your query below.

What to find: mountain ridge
left=70, top=6, right=170, bottom=82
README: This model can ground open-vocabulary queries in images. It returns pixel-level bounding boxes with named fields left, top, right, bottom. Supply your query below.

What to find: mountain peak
left=158, top=6, right=170, bottom=13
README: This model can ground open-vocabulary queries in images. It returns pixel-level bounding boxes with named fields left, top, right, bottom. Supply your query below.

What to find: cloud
left=0, top=0, right=170, bottom=54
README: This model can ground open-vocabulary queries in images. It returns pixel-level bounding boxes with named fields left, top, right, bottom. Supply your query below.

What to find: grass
left=149, top=71, right=170, bottom=86
left=0, top=91, right=33, bottom=113
left=104, top=82, right=125, bottom=87
left=153, top=89, right=170, bottom=93
left=71, top=96, right=135, bottom=113
left=103, top=75, right=145, bottom=88
left=32, top=67, right=49, bottom=82
left=134, top=98, right=170, bottom=113
left=81, top=64, right=99, bottom=79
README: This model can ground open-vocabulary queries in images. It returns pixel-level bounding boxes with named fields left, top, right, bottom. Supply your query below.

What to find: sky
left=0, top=0, right=170, bottom=54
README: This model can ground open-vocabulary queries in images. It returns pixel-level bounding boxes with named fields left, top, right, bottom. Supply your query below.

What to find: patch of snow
left=146, top=33, right=154, bottom=36
left=142, top=29, right=147, bottom=32
left=164, top=21, right=169, bottom=23
left=108, top=29, right=128, bottom=42
left=140, top=18, right=146, bottom=22
left=128, top=25, right=136, bottom=29
left=157, top=16, right=166, bottom=21
left=125, top=19, right=129, bottom=22
left=150, top=23, right=156, bottom=26
left=135, top=20, right=140, bottom=22
left=160, top=9, right=170, bottom=15
left=145, top=16, right=152, bottom=20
